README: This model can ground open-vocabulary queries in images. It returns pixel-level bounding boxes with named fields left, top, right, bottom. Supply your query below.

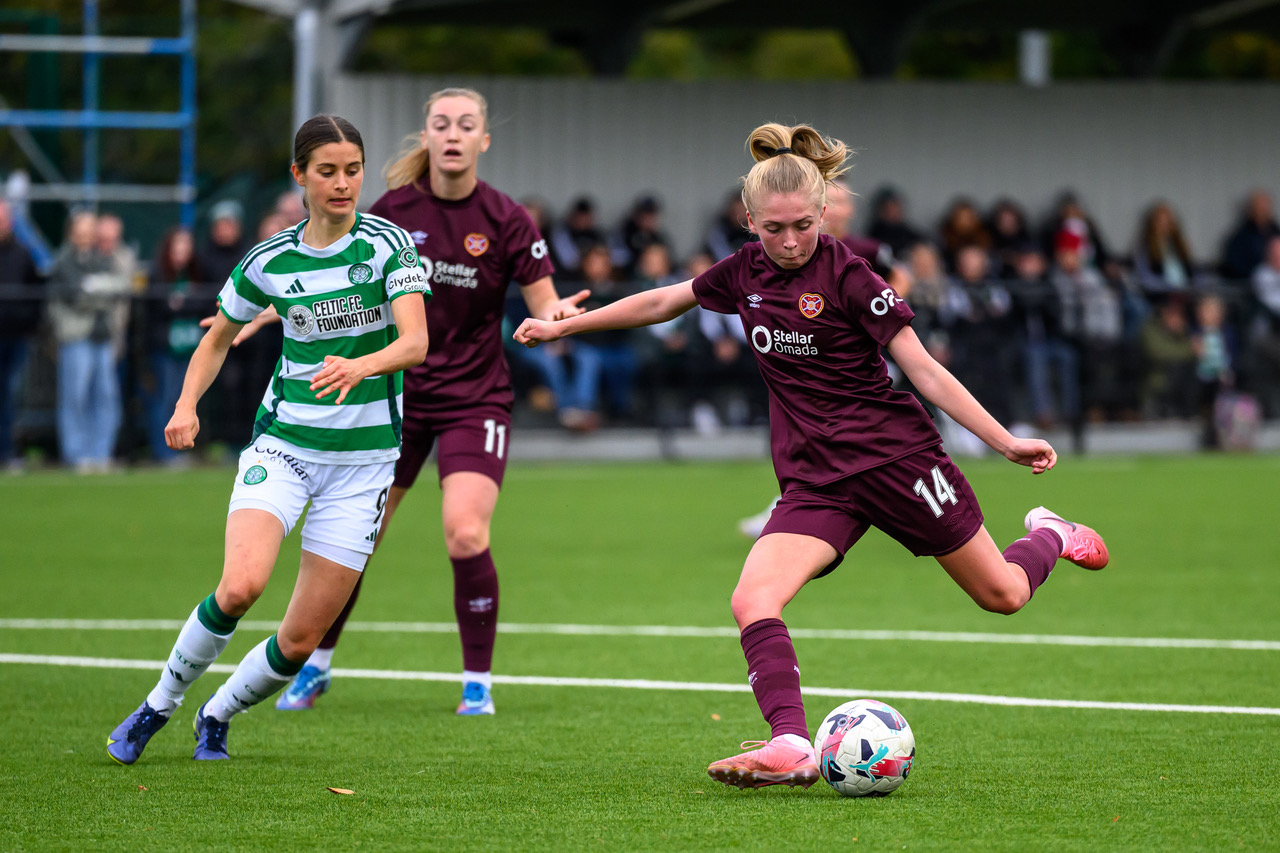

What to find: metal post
left=1019, top=30, right=1051, bottom=87
left=293, top=3, right=320, bottom=132
left=82, top=0, right=100, bottom=209
left=178, top=0, right=197, bottom=227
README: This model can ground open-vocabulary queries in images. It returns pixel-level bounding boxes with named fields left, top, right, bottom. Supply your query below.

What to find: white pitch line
left=1, top=618, right=1279, bottom=651
left=2, top=653, right=1278, bottom=717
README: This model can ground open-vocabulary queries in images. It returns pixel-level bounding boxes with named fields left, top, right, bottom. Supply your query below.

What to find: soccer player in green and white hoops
left=106, top=115, right=429, bottom=764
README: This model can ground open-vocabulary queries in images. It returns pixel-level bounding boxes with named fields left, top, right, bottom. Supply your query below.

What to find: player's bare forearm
left=310, top=294, right=428, bottom=404
left=887, top=327, right=1014, bottom=456
left=176, top=314, right=242, bottom=412
left=364, top=293, right=429, bottom=375
left=559, top=280, right=697, bottom=333
left=521, top=277, right=590, bottom=321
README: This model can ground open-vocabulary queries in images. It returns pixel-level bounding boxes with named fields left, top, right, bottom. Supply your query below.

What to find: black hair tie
left=773, top=146, right=793, bottom=156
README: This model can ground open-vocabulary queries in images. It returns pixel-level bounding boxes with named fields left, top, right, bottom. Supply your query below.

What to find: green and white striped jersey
left=217, top=213, right=431, bottom=464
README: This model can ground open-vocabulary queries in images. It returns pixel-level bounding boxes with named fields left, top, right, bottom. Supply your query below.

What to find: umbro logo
left=747, top=294, right=763, bottom=308
left=409, top=230, right=428, bottom=245
left=285, top=280, right=305, bottom=295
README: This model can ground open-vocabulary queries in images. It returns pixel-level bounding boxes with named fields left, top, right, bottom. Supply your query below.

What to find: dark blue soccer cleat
left=192, top=699, right=231, bottom=760
left=275, top=665, right=331, bottom=710
left=107, top=701, right=170, bottom=765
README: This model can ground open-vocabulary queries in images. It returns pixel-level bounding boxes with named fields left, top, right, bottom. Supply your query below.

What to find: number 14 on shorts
left=913, top=466, right=958, bottom=517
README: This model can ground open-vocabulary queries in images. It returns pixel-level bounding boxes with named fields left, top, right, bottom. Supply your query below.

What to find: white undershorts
left=228, top=436, right=394, bottom=571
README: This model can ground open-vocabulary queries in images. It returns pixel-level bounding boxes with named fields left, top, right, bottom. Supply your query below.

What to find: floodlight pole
left=294, top=2, right=321, bottom=132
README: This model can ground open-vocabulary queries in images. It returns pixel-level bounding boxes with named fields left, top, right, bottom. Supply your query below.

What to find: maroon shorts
left=761, top=445, right=984, bottom=577
left=394, top=413, right=510, bottom=490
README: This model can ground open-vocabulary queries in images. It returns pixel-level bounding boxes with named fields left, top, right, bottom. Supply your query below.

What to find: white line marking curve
left=2, top=653, right=1278, bottom=716
left=1, top=618, right=1277, bottom=651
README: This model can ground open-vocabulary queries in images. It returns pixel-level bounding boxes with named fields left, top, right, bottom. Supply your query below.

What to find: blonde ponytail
left=741, top=122, right=850, bottom=213
left=383, top=86, right=490, bottom=191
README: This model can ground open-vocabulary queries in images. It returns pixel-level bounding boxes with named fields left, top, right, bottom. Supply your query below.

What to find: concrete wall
left=333, top=74, right=1280, bottom=266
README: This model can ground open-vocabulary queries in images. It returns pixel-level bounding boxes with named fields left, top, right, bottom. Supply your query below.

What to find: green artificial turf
left=1, top=453, right=1277, bottom=851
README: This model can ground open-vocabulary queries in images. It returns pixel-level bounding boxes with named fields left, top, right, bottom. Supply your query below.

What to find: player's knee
left=214, top=578, right=264, bottom=617
left=977, top=585, right=1028, bottom=615
left=730, top=584, right=779, bottom=628
left=444, top=521, right=489, bottom=558
left=275, top=626, right=321, bottom=661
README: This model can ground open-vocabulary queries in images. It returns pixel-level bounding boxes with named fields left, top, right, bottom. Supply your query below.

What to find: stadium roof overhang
left=230, top=0, right=1280, bottom=77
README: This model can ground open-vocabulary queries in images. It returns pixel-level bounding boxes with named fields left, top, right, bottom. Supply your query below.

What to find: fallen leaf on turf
left=137, top=786, right=148, bottom=791
left=327, top=787, right=355, bottom=795
left=1112, top=816, right=1120, bottom=823
left=711, top=714, right=721, bottom=721
left=693, top=790, right=704, bottom=794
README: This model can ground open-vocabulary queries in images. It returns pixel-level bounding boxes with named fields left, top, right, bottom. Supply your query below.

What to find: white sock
left=778, top=732, right=815, bottom=758
left=147, top=605, right=234, bottom=714
left=206, top=637, right=295, bottom=722
left=462, top=669, right=492, bottom=689
left=306, top=647, right=334, bottom=671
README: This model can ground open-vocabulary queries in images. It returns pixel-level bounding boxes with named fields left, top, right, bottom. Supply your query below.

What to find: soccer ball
left=814, top=699, right=915, bottom=797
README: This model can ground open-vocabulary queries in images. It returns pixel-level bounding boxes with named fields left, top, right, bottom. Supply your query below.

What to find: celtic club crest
left=348, top=263, right=373, bottom=284
left=243, top=465, right=267, bottom=485
left=798, top=292, right=825, bottom=318
left=464, top=232, right=490, bottom=257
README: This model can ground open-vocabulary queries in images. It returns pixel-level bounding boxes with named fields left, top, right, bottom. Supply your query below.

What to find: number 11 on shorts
left=913, top=466, right=958, bottom=518
left=483, top=419, right=506, bottom=459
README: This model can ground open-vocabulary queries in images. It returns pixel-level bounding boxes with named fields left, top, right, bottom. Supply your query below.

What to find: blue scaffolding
left=0, top=0, right=197, bottom=227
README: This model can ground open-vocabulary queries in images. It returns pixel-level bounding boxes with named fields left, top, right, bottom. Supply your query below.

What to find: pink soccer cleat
left=1024, top=506, right=1109, bottom=570
left=707, top=737, right=820, bottom=789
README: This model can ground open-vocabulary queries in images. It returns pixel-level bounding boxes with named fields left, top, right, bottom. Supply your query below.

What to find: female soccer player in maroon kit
left=515, top=122, right=1108, bottom=788
left=274, top=88, right=589, bottom=715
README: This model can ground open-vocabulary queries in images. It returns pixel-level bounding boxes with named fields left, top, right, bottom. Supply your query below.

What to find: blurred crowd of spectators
left=2, top=183, right=1279, bottom=470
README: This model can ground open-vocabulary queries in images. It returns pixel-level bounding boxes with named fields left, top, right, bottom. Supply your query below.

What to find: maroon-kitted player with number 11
left=515, top=121, right=1108, bottom=790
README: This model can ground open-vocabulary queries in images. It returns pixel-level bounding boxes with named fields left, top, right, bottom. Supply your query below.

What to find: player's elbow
left=404, top=329, right=429, bottom=366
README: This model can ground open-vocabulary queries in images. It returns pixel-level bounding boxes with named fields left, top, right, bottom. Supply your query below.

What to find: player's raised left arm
left=514, top=280, right=697, bottom=347
left=520, top=276, right=591, bottom=321
left=887, top=326, right=1056, bottom=474
left=310, top=294, right=428, bottom=404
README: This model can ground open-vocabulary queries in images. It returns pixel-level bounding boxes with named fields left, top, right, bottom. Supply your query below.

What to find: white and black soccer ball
left=814, top=699, right=915, bottom=797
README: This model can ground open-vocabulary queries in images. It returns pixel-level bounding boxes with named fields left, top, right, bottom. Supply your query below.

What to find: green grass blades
left=1, top=454, right=1278, bottom=851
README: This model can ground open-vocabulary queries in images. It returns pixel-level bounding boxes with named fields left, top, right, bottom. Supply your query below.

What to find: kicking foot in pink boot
left=1024, top=506, right=1109, bottom=570
left=707, top=735, right=819, bottom=789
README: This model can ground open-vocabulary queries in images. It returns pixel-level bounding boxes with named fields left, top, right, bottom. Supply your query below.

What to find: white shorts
left=228, top=436, right=394, bottom=571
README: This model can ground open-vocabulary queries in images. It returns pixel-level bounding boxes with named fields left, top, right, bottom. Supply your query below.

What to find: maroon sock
left=740, top=618, right=809, bottom=741
left=1003, top=528, right=1063, bottom=597
left=452, top=550, right=499, bottom=672
left=318, top=571, right=364, bottom=650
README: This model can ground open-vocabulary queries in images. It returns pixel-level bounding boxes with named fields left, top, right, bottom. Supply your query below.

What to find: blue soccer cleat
left=192, top=699, right=231, bottom=760
left=456, top=681, right=495, bottom=716
left=275, top=665, right=331, bottom=710
left=107, top=701, right=170, bottom=765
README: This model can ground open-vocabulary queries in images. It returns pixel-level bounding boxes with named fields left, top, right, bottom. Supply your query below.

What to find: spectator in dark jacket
left=0, top=199, right=43, bottom=467
left=703, top=192, right=753, bottom=262
left=144, top=226, right=207, bottom=464
left=1221, top=189, right=1280, bottom=282
left=866, top=186, right=923, bottom=258
left=548, top=196, right=604, bottom=278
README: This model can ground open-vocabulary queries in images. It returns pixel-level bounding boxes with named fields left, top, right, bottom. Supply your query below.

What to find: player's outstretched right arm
left=514, top=280, right=697, bottom=347
left=165, top=313, right=244, bottom=450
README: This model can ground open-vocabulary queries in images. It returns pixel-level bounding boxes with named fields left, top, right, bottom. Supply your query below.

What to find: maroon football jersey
left=368, top=179, right=553, bottom=418
left=692, top=234, right=940, bottom=492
